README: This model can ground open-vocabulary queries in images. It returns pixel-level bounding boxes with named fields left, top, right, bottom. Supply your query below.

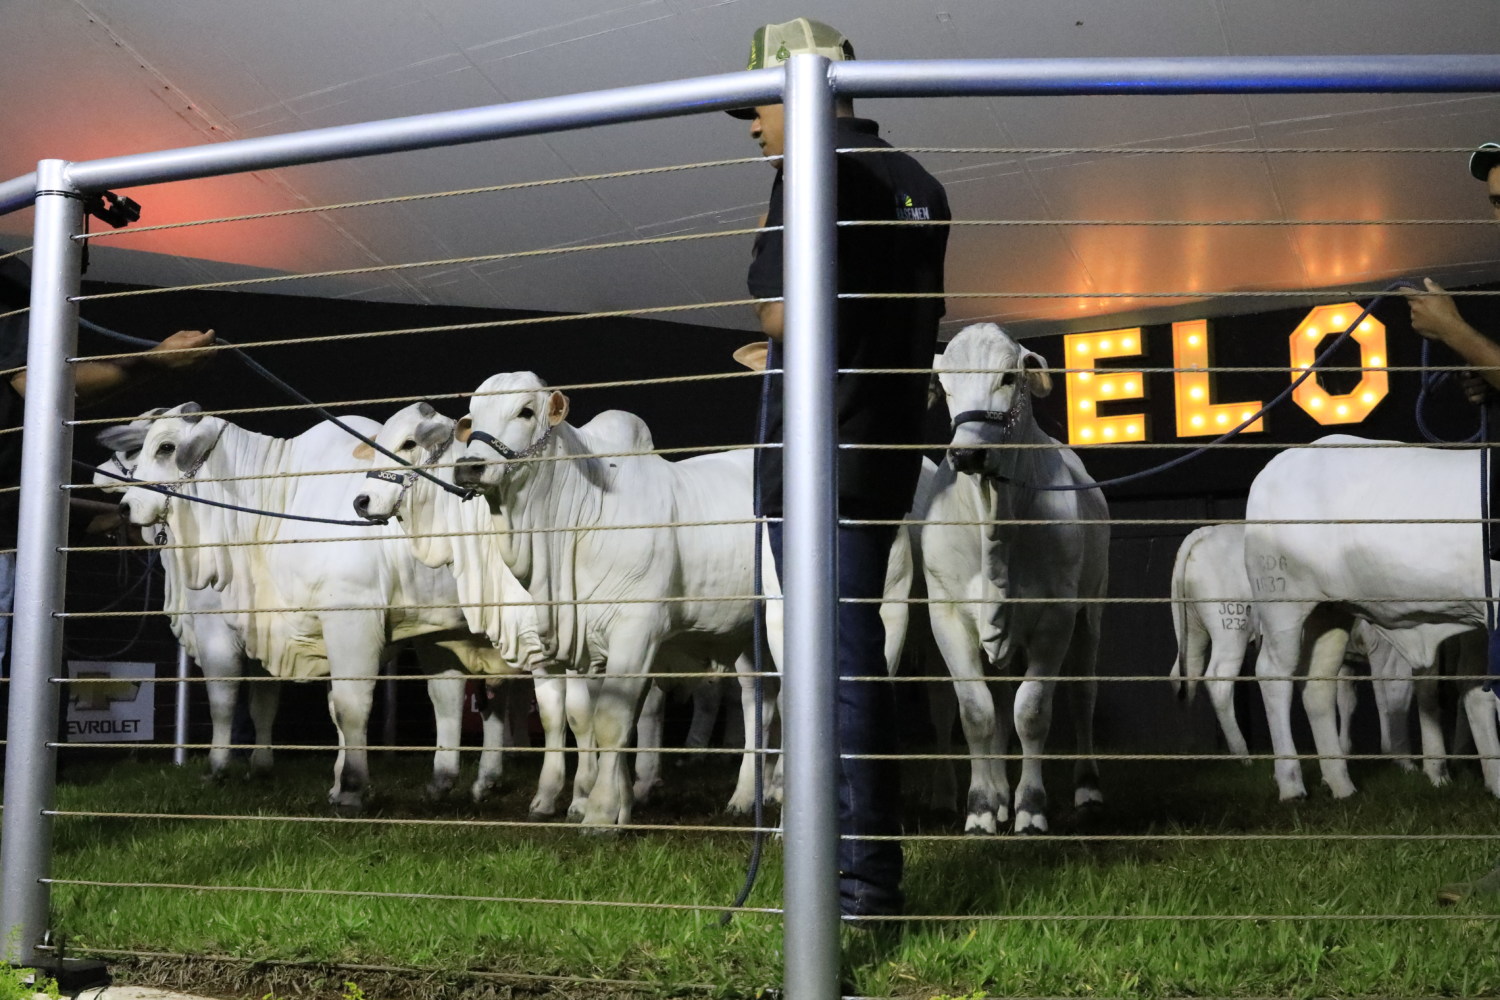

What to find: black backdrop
left=43, top=278, right=1500, bottom=769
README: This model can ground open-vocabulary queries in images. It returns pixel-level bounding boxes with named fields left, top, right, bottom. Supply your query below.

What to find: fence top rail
left=4, top=54, right=1500, bottom=217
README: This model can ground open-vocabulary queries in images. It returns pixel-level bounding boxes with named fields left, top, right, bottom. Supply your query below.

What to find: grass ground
left=40, top=746, right=1500, bottom=999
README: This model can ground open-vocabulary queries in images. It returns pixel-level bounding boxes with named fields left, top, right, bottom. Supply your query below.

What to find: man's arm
left=756, top=300, right=785, bottom=341
left=1409, top=279, right=1500, bottom=391
left=9, top=328, right=214, bottom=402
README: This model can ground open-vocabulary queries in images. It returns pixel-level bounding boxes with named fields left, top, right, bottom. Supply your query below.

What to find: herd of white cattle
left=87, top=321, right=1500, bottom=835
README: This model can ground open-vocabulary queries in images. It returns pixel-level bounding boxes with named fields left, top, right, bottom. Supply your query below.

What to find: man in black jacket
left=730, top=17, right=950, bottom=920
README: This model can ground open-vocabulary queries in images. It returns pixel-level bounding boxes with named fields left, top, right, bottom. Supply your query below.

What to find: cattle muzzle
left=353, top=468, right=414, bottom=523
left=947, top=396, right=1030, bottom=474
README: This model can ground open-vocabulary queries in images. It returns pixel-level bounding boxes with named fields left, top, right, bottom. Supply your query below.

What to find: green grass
left=40, top=748, right=1500, bottom=998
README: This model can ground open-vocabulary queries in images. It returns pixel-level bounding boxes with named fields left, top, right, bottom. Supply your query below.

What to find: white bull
left=448, top=373, right=919, bottom=828
left=1244, top=434, right=1500, bottom=800
left=96, top=413, right=278, bottom=781
left=115, top=404, right=526, bottom=811
left=350, top=400, right=796, bottom=819
left=922, top=322, right=1108, bottom=834
left=1167, top=523, right=1448, bottom=777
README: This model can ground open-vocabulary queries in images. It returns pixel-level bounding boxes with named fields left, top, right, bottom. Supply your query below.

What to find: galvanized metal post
left=779, top=53, right=841, bottom=1000
left=1, top=160, right=83, bottom=962
left=173, top=647, right=190, bottom=766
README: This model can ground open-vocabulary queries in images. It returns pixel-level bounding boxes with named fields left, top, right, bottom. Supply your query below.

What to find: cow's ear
left=96, top=424, right=147, bottom=453
left=415, top=414, right=455, bottom=451
left=174, top=422, right=221, bottom=472
left=352, top=442, right=374, bottom=460
left=546, top=391, right=569, bottom=427
left=455, top=415, right=472, bottom=443
left=177, top=401, right=204, bottom=424
left=416, top=400, right=437, bottom=417
left=1022, top=350, right=1053, bottom=398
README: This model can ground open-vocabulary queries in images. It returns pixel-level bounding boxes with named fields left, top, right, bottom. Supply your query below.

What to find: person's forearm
left=757, top=300, right=785, bottom=341
left=10, top=360, right=136, bottom=403
left=1440, top=324, right=1500, bottom=391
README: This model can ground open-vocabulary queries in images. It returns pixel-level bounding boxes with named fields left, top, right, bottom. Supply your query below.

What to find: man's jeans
left=767, top=521, right=903, bottom=917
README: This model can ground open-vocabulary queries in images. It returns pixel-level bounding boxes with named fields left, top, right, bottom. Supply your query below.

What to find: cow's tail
left=1169, top=529, right=1209, bottom=703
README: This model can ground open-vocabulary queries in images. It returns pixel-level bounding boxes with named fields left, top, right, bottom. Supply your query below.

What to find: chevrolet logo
left=72, top=672, right=142, bottom=712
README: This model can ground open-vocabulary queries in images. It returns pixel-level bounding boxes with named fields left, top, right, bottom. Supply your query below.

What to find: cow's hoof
left=1325, top=780, right=1357, bottom=800
left=725, top=797, right=754, bottom=817
left=1074, top=786, right=1104, bottom=810
left=566, top=801, right=588, bottom=822
left=202, top=769, right=228, bottom=785
left=1013, top=810, right=1048, bottom=835
left=470, top=778, right=502, bottom=803
left=963, top=813, right=998, bottom=835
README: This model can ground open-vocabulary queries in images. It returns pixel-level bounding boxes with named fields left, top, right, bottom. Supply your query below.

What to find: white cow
left=922, top=322, right=1108, bottom=834
left=448, top=375, right=774, bottom=827
left=115, top=404, right=528, bottom=811
left=349, top=400, right=786, bottom=819
left=1166, top=523, right=1447, bottom=775
left=1244, top=434, right=1500, bottom=800
left=95, top=413, right=278, bottom=781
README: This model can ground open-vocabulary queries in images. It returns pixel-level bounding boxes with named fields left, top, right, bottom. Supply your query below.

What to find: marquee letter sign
left=1064, top=303, right=1388, bottom=445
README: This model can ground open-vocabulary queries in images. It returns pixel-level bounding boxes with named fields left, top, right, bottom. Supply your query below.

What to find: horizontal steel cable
left=69, top=368, right=770, bottom=426
left=73, top=226, right=775, bottom=301
left=35, top=880, right=1487, bottom=923
left=53, top=593, right=1500, bottom=618
left=43, top=813, right=1500, bottom=844
left=42, top=742, right=1495, bottom=763
left=46, top=673, right=1490, bottom=685
left=40, top=878, right=782, bottom=915
left=46, top=809, right=777, bottom=835
left=73, top=156, right=771, bottom=238
left=870, top=145, right=1492, bottom=156
left=46, top=671, right=1476, bottom=689
left=43, top=740, right=778, bottom=757
left=41, top=948, right=713, bottom=995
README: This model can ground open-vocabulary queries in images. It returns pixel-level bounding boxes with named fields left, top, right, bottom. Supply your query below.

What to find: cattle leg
left=931, top=603, right=1006, bottom=833
left=566, top=671, right=599, bottom=820
left=1205, top=645, right=1251, bottom=761
left=1335, top=665, right=1356, bottom=756
left=202, top=675, right=240, bottom=781
left=422, top=670, right=466, bottom=800
left=470, top=678, right=508, bottom=802
left=1299, top=609, right=1355, bottom=799
left=1253, top=622, right=1308, bottom=800
left=684, top=677, right=723, bottom=761
left=1463, top=685, right=1500, bottom=797
left=245, top=671, right=280, bottom=779
left=322, top=611, right=384, bottom=813
left=1064, top=609, right=1103, bottom=810
left=1415, top=669, right=1450, bottom=787
left=530, top=673, right=569, bottom=817
left=1369, top=643, right=1417, bottom=773
left=633, top=682, right=665, bottom=803
left=924, top=666, right=960, bottom=816
left=729, top=653, right=780, bottom=815
left=582, top=627, right=659, bottom=828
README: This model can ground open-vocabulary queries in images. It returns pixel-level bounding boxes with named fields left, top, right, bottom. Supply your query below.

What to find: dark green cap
left=727, top=18, right=855, bottom=119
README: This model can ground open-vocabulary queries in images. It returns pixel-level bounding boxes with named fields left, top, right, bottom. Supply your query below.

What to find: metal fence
left=4, top=54, right=1500, bottom=1000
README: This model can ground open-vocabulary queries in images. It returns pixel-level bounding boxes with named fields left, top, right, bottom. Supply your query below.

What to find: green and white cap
left=727, top=17, right=855, bottom=119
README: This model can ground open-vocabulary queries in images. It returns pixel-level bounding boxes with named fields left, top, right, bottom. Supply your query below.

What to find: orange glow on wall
left=1064, top=328, right=1147, bottom=445
left=1288, top=304, right=1389, bottom=425
left=1172, top=319, right=1265, bottom=437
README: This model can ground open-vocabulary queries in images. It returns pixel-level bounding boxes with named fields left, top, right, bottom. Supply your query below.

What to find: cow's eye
left=1000, top=372, right=1016, bottom=387
left=157, top=442, right=176, bottom=457
left=518, top=406, right=534, bottom=420
left=399, top=439, right=417, bottom=452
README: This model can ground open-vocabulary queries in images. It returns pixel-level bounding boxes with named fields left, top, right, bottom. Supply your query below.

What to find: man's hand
left=1458, top=370, right=1495, bottom=406
left=144, top=328, right=215, bottom=369
left=1408, top=279, right=1473, bottom=345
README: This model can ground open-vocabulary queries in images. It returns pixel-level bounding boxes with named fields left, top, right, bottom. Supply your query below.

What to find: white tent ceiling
left=4, top=0, right=1500, bottom=337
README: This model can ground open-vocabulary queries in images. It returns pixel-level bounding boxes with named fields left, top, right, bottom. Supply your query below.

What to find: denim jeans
left=767, top=521, right=904, bottom=916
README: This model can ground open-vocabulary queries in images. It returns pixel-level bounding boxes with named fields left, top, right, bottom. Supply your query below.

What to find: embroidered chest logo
left=895, top=193, right=930, bottom=221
